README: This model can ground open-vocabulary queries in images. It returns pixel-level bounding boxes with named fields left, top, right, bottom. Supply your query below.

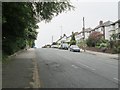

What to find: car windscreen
left=63, top=44, right=68, bottom=46
left=72, top=45, right=79, bottom=48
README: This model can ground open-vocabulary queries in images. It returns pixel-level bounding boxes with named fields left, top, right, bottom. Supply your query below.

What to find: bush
left=117, top=46, right=120, bottom=53
left=112, top=41, right=120, bottom=54
left=86, top=38, right=96, bottom=47
left=99, top=43, right=108, bottom=48
left=70, top=40, right=76, bottom=45
left=86, top=31, right=103, bottom=47
left=77, top=40, right=87, bottom=49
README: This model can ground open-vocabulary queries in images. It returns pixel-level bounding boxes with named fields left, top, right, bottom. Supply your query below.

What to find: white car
left=60, top=43, right=69, bottom=50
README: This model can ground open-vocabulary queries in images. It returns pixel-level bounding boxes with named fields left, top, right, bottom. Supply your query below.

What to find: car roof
left=71, top=45, right=77, bottom=46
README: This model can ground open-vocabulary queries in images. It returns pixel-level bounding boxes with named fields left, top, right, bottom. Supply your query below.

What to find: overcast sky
left=35, top=0, right=119, bottom=48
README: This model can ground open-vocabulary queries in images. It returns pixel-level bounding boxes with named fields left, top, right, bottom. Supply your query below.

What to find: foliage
left=100, top=39, right=109, bottom=43
left=70, top=32, right=76, bottom=45
left=109, top=34, right=120, bottom=53
left=86, top=31, right=103, bottom=47
left=86, top=31, right=120, bottom=54
left=110, top=34, right=117, bottom=41
left=2, top=2, right=74, bottom=56
left=115, top=45, right=120, bottom=53
left=112, top=40, right=120, bottom=54
left=77, top=40, right=87, bottom=49
left=96, top=39, right=109, bottom=48
left=32, top=1, right=74, bottom=22
left=2, top=2, right=37, bottom=55
left=99, top=43, right=108, bottom=48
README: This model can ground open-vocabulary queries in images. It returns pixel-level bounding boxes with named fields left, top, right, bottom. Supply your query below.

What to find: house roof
left=85, top=28, right=92, bottom=32
left=103, top=21, right=113, bottom=26
left=56, top=35, right=67, bottom=43
left=74, top=32, right=79, bottom=35
left=115, top=19, right=120, bottom=23
left=94, top=21, right=113, bottom=29
left=66, top=35, right=72, bottom=39
left=110, top=19, right=120, bottom=25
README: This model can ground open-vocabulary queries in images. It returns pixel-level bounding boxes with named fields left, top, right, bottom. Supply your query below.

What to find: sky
left=35, top=0, right=119, bottom=48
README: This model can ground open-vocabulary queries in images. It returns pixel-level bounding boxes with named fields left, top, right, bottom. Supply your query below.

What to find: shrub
left=86, top=31, right=103, bottom=47
left=77, top=40, right=87, bottom=48
left=86, top=38, right=95, bottom=47
left=99, top=43, right=108, bottom=48
left=70, top=32, right=76, bottom=45
left=70, top=40, right=76, bottom=45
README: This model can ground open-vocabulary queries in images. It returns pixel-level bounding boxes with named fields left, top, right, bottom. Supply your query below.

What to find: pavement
left=2, top=48, right=119, bottom=88
left=2, top=48, right=39, bottom=88
left=84, top=50, right=119, bottom=60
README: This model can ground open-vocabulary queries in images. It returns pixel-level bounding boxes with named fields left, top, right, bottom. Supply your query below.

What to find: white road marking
left=113, top=78, right=120, bottom=82
left=72, top=65, right=78, bottom=68
left=78, top=62, right=96, bottom=71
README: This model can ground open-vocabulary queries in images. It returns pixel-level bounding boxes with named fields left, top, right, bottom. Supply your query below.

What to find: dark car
left=69, top=45, right=80, bottom=52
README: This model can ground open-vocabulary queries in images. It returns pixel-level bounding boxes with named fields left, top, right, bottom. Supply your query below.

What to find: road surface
left=35, top=48, right=118, bottom=88
left=2, top=48, right=118, bottom=88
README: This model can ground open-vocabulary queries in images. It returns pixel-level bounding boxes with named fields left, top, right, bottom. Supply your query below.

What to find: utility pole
left=82, top=17, right=86, bottom=52
left=52, top=35, right=53, bottom=44
left=60, top=25, right=62, bottom=37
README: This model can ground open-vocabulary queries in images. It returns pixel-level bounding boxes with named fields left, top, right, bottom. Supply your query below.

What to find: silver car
left=69, top=45, right=80, bottom=52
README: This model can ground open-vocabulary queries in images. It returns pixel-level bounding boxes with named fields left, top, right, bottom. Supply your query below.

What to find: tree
left=86, top=31, right=103, bottom=47
left=2, top=1, right=74, bottom=55
left=70, top=32, right=76, bottom=45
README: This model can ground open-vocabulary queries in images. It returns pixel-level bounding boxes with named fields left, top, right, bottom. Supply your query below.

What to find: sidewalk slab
left=2, top=48, right=35, bottom=88
left=85, top=50, right=119, bottom=59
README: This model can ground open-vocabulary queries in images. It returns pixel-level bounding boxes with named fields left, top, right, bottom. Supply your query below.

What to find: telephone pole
left=52, top=35, right=53, bottom=44
left=82, top=17, right=86, bottom=52
left=60, top=25, right=62, bottom=37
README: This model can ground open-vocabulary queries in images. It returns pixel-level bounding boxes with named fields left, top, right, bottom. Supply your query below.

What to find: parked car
left=69, top=45, right=80, bottom=52
left=51, top=45, right=59, bottom=48
left=61, top=43, right=69, bottom=50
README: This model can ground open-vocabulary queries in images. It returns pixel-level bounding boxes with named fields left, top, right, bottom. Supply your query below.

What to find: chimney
left=99, top=21, right=103, bottom=26
left=63, top=34, right=66, bottom=37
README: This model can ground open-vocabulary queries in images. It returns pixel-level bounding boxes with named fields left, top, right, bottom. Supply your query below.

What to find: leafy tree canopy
left=2, top=1, right=74, bottom=55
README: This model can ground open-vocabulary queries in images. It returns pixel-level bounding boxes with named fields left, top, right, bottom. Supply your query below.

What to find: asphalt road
left=35, top=48, right=118, bottom=88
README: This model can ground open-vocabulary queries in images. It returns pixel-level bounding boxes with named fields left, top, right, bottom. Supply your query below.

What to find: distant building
left=56, top=34, right=68, bottom=44
left=74, top=32, right=83, bottom=44
left=66, top=35, right=71, bottom=44
left=92, top=20, right=116, bottom=40
left=84, top=28, right=92, bottom=39
left=103, top=21, right=113, bottom=40
left=55, top=20, right=120, bottom=45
